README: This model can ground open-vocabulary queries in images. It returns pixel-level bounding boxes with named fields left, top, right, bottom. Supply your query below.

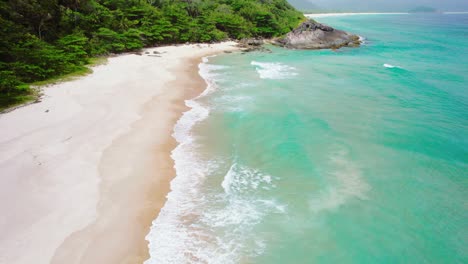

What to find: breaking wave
left=145, top=57, right=285, bottom=264
left=251, top=61, right=298, bottom=79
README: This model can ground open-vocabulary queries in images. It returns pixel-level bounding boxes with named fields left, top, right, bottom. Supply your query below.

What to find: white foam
left=251, top=61, right=298, bottom=80
left=222, top=163, right=275, bottom=195
left=146, top=162, right=285, bottom=263
left=145, top=56, right=222, bottom=264
left=383, top=63, right=401, bottom=69
left=145, top=58, right=286, bottom=264
left=358, top=36, right=367, bottom=45
left=221, top=163, right=236, bottom=195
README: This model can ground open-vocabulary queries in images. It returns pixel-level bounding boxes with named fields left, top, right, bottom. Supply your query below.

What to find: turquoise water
left=147, top=14, right=468, bottom=263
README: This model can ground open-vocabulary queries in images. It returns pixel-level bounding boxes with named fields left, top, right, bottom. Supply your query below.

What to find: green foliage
left=0, top=70, right=33, bottom=111
left=90, top=28, right=125, bottom=54
left=0, top=0, right=303, bottom=109
left=0, top=70, right=24, bottom=95
left=57, top=32, right=89, bottom=65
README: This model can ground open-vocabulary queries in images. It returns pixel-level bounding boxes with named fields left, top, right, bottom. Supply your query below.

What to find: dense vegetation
left=0, top=0, right=303, bottom=109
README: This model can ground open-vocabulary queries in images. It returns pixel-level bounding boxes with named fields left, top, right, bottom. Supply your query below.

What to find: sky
left=288, top=0, right=468, bottom=11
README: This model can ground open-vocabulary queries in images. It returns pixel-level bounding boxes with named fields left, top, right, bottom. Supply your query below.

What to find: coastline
left=305, top=12, right=409, bottom=18
left=305, top=12, right=468, bottom=18
left=0, top=42, right=238, bottom=264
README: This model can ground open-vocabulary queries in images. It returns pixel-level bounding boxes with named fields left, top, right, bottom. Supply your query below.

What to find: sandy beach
left=0, top=42, right=238, bottom=264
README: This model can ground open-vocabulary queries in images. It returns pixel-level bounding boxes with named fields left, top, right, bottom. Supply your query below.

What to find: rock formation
left=237, top=38, right=272, bottom=53
left=273, top=20, right=361, bottom=50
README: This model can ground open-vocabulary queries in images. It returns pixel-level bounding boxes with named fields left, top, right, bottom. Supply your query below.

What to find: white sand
left=0, top=42, right=238, bottom=264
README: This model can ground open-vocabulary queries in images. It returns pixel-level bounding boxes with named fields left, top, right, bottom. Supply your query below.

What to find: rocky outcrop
left=273, top=20, right=361, bottom=50
left=238, top=38, right=265, bottom=47
left=237, top=38, right=271, bottom=53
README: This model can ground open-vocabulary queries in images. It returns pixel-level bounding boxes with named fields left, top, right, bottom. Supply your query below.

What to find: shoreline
left=305, top=12, right=468, bottom=18
left=0, top=42, right=238, bottom=264
left=305, top=12, right=410, bottom=18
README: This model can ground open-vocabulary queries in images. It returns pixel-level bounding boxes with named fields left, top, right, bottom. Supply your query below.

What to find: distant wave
left=443, top=12, right=468, bottom=15
left=306, top=12, right=409, bottom=18
left=383, top=63, right=402, bottom=69
left=305, top=12, right=468, bottom=18
left=251, top=61, right=298, bottom=79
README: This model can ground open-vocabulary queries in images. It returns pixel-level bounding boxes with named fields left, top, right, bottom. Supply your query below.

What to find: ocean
left=146, top=14, right=468, bottom=263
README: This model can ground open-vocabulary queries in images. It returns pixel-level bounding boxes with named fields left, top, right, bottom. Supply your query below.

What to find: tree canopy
left=0, top=0, right=303, bottom=109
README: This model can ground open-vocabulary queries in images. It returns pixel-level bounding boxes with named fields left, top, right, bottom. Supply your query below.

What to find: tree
left=9, top=0, right=61, bottom=40
left=0, top=0, right=304, bottom=109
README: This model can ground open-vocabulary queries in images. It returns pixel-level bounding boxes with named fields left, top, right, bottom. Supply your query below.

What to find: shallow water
left=146, top=14, right=468, bottom=263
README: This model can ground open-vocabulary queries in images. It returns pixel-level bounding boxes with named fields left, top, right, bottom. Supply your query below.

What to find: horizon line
left=305, top=12, right=468, bottom=17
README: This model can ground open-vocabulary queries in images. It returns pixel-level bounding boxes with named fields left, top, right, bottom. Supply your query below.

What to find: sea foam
left=144, top=56, right=222, bottom=264
left=222, top=163, right=275, bottom=195
left=383, top=63, right=401, bottom=69
left=251, top=61, right=298, bottom=79
left=145, top=57, right=285, bottom=264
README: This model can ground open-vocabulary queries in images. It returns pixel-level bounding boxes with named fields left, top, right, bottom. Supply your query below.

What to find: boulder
left=237, top=38, right=271, bottom=53
left=274, top=20, right=361, bottom=50
left=238, top=38, right=265, bottom=48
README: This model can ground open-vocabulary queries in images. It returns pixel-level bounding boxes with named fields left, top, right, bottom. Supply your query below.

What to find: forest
left=0, top=0, right=303, bottom=109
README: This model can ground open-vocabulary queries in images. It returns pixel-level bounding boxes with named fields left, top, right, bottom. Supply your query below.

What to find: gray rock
left=274, top=20, right=361, bottom=50
left=237, top=38, right=272, bottom=53
left=238, top=38, right=264, bottom=48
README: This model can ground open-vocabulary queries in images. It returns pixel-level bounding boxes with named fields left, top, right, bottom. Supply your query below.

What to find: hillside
left=0, top=0, right=303, bottom=110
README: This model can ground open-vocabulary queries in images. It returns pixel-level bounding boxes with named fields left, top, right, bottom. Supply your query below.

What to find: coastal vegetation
left=0, top=0, right=303, bottom=110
